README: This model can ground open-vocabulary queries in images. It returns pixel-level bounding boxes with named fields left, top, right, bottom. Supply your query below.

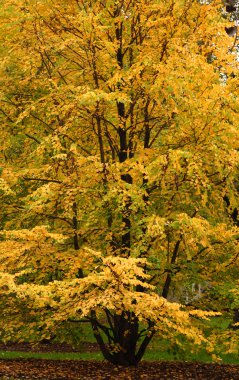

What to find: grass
left=0, top=350, right=103, bottom=361
left=1, top=348, right=239, bottom=364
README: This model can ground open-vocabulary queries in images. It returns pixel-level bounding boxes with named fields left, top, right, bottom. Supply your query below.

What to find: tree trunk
left=72, top=202, right=84, bottom=279
left=89, top=9, right=154, bottom=366
left=162, top=239, right=181, bottom=299
left=90, top=311, right=154, bottom=366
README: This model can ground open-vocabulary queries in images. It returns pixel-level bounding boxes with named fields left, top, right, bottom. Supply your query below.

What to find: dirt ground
left=0, top=342, right=98, bottom=353
left=0, top=359, right=239, bottom=379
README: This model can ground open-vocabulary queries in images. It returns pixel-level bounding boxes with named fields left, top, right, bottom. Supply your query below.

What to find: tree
left=0, top=0, right=239, bottom=366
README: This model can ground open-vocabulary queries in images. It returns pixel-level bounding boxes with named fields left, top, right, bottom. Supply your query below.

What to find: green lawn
left=0, top=350, right=103, bottom=361
left=1, top=347, right=239, bottom=364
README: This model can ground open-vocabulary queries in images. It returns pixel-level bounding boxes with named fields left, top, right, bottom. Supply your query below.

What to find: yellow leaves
left=0, top=225, right=69, bottom=284
left=109, top=342, right=122, bottom=354
left=103, top=256, right=153, bottom=288
left=2, top=226, right=65, bottom=243
left=188, top=310, right=221, bottom=320
left=0, top=272, right=16, bottom=292
left=0, top=167, right=19, bottom=188
left=147, top=216, right=166, bottom=239
left=77, top=89, right=131, bottom=108
left=0, top=239, right=221, bottom=352
left=1, top=0, right=239, bottom=359
left=0, top=178, right=15, bottom=196
left=0, top=245, right=201, bottom=327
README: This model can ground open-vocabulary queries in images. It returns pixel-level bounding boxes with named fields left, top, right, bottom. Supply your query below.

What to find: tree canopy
left=0, top=0, right=239, bottom=365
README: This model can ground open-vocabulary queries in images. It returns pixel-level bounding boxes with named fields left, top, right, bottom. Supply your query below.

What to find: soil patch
left=0, top=342, right=98, bottom=353
left=0, top=359, right=239, bottom=379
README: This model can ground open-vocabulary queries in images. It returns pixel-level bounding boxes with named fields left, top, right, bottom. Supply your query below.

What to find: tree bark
left=162, top=239, right=181, bottom=299
left=90, top=310, right=154, bottom=366
left=73, top=202, right=84, bottom=278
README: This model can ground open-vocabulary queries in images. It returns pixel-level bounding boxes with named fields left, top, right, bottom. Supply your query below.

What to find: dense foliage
left=0, top=0, right=239, bottom=365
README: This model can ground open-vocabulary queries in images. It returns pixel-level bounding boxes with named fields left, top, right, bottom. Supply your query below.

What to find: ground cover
left=0, top=316, right=238, bottom=378
left=1, top=358, right=239, bottom=379
left=0, top=340, right=239, bottom=379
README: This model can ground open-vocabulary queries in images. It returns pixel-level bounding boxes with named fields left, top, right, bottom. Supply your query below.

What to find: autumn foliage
left=0, top=0, right=239, bottom=366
